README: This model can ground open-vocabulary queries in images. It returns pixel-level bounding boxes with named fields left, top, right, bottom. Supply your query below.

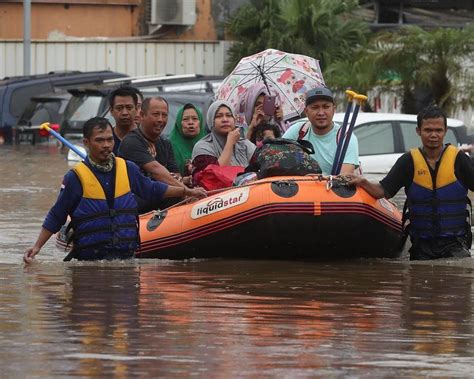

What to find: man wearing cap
left=282, top=86, right=359, bottom=175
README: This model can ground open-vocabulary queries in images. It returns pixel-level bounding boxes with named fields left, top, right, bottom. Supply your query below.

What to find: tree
left=337, top=25, right=474, bottom=114
left=279, top=0, right=369, bottom=71
left=225, top=0, right=290, bottom=73
left=225, top=0, right=369, bottom=74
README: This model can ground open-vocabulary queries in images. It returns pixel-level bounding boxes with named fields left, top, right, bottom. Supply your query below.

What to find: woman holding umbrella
left=191, top=100, right=256, bottom=188
left=240, top=82, right=284, bottom=140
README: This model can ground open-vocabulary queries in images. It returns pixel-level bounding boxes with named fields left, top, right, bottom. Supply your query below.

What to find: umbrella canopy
left=216, top=49, right=325, bottom=126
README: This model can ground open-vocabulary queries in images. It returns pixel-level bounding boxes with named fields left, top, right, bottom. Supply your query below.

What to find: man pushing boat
left=24, top=117, right=206, bottom=263
left=348, top=105, right=474, bottom=260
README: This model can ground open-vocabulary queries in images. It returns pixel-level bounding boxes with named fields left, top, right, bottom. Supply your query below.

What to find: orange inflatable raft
left=136, top=176, right=404, bottom=260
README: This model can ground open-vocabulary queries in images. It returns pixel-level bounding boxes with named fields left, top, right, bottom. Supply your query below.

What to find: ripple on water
left=1, top=146, right=474, bottom=377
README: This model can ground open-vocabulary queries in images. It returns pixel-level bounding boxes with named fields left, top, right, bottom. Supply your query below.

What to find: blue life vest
left=406, top=145, right=469, bottom=240
left=71, top=157, right=138, bottom=259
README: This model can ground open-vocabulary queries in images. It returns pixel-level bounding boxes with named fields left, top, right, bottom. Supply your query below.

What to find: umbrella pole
left=258, top=66, right=272, bottom=94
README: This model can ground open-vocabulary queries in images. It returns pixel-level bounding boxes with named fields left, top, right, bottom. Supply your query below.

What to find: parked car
left=290, top=112, right=471, bottom=173
left=103, top=73, right=223, bottom=93
left=0, top=70, right=128, bottom=143
left=60, top=75, right=223, bottom=139
left=13, top=91, right=71, bottom=144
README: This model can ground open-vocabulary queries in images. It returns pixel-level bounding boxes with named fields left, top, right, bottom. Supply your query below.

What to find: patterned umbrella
left=216, top=49, right=325, bottom=125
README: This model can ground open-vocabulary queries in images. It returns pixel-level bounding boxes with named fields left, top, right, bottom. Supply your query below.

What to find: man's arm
left=142, top=160, right=183, bottom=187
left=128, top=161, right=206, bottom=201
left=24, top=228, right=54, bottom=263
left=347, top=176, right=386, bottom=199
left=24, top=171, right=82, bottom=263
left=348, top=152, right=413, bottom=199
left=340, top=163, right=356, bottom=175
left=42, top=172, right=82, bottom=233
left=340, top=134, right=359, bottom=175
left=164, top=185, right=207, bottom=199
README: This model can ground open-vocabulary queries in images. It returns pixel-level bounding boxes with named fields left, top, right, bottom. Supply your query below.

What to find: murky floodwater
left=1, top=144, right=473, bottom=377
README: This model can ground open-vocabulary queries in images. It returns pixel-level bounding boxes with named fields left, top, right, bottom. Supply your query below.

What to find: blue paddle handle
left=48, top=128, right=87, bottom=159
left=334, top=104, right=361, bottom=175
left=331, top=101, right=353, bottom=175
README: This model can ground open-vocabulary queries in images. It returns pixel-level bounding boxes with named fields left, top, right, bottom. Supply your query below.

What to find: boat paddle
left=332, top=93, right=368, bottom=175
left=331, top=90, right=357, bottom=175
left=39, top=122, right=87, bottom=160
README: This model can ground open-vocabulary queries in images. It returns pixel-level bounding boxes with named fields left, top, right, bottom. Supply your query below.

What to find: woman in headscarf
left=240, top=82, right=284, bottom=140
left=191, top=100, right=255, bottom=184
left=169, top=103, right=207, bottom=176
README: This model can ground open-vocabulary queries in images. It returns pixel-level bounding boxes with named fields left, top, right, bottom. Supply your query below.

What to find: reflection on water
left=0, top=144, right=69, bottom=263
left=1, top=261, right=473, bottom=377
left=1, top=144, right=474, bottom=377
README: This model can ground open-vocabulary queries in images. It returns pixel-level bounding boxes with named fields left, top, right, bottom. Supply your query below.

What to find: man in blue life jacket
left=23, top=117, right=207, bottom=263
left=348, top=105, right=474, bottom=260
left=282, top=86, right=359, bottom=175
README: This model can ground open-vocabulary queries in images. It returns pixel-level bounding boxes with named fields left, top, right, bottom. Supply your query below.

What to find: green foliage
left=225, top=0, right=369, bottom=74
left=226, top=1, right=474, bottom=115
left=225, top=0, right=290, bottom=73
left=280, top=0, right=369, bottom=69
left=337, top=25, right=474, bottom=113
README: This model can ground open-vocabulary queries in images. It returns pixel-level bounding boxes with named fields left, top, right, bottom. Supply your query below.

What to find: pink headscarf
left=240, top=82, right=269, bottom=125
left=239, top=82, right=287, bottom=131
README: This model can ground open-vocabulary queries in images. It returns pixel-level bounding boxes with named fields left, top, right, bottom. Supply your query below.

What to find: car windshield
left=31, top=102, right=62, bottom=125
left=10, top=83, right=52, bottom=118
left=68, top=95, right=103, bottom=122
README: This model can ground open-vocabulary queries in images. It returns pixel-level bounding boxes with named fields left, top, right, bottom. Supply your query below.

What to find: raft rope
left=207, top=174, right=354, bottom=195
left=152, top=175, right=354, bottom=216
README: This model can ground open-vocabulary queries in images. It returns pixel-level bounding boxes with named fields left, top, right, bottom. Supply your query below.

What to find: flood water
left=1, top=143, right=474, bottom=377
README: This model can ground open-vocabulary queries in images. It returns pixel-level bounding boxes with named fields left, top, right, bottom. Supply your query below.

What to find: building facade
left=0, top=0, right=250, bottom=41
left=0, top=0, right=142, bottom=39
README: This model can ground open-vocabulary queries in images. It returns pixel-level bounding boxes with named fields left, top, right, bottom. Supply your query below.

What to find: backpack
left=245, top=138, right=322, bottom=179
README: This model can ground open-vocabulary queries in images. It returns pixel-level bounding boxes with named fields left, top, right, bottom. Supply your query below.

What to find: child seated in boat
left=191, top=100, right=256, bottom=190
left=248, top=123, right=281, bottom=147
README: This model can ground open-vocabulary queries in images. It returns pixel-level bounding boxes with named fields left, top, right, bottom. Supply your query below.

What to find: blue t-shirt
left=283, top=121, right=359, bottom=175
left=43, top=159, right=168, bottom=233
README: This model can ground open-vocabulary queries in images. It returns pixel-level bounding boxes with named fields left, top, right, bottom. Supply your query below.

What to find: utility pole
left=23, top=0, right=31, bottom=75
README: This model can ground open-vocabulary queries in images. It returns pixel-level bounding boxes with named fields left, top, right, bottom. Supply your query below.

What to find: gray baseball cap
left=305, top=86, right=335, bottom=106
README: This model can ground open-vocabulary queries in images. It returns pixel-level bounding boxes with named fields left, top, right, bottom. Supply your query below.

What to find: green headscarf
left=170, top=103, right=207, bottom=175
